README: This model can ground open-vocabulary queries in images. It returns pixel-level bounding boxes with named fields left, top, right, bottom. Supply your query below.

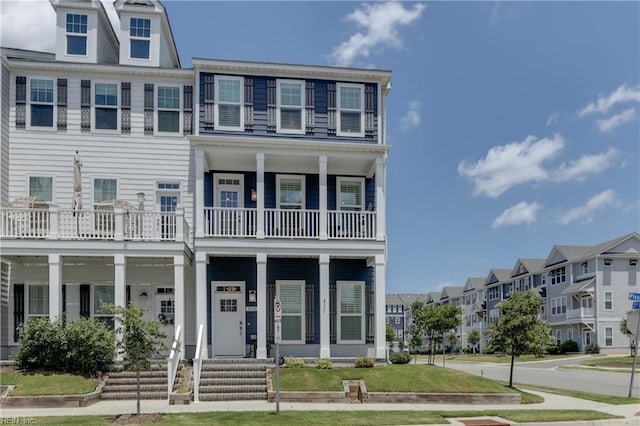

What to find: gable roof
left=440, top=286, right=463, bottom=301
left=485, top=269, right=511, bottom=287
left=511, top=258, right=546, bottom=277
left=544, top=233, right=638, bottom=267
left=463, top=277, right=485, bottom=292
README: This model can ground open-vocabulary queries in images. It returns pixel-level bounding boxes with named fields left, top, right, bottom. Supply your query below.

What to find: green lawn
left=513, top=383, right=640, bottom=405
left=442, top=353, right=583, bottom=363
left=278, top=364, right=518, bottom=393
left=0, top=370, right=99, bottom=396
left=31, top=410, right=621, bottom=425
left=580, top=356, right=635, bottom=367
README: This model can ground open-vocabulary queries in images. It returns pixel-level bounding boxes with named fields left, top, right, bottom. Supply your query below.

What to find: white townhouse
left=0, top=0, right=392, bottom=362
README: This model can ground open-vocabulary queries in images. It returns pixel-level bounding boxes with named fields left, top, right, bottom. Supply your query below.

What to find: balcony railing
left=203, top=208, right=377, bottom=240
left=0, top=207, right=189, bottom=243
left=566, top=307, right=594, bottom=319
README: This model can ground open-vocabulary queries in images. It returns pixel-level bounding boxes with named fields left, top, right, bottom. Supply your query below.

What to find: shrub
left=559, top=339, right=579, bottom=354
left=316, top=358, right=333, bottom=369
left=64, top=317, right=115, bottom=374
left=389, top=351, right=411, bottom=364
left=585, top=343, right=600, bottom=354
left=284, top=357, right=306, bottom=368
left=354, top=357, right=375, bottom=368
left=14, top=316, right=67, bottom=371
left=545, top=344, right=560, bottom=355
left=463, top=346, right=473, bottom=354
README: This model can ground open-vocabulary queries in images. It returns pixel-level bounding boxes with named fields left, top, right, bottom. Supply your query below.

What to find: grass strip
left=0, top=370, right=99, bottom=396
left=513, top=383, right=640, bottom=405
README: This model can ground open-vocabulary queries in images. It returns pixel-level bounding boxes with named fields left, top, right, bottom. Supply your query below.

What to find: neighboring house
left=0, top=0, right=392, bottom=361
left=460, top=277, right=485, bottom=351
left=509, top=258, right=546, bottom=321
left=484, top=268, right=512, bottom=329
left=385, top=293, right=429, bottom=348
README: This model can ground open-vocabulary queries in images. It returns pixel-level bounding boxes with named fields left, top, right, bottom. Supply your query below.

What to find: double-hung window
left=94, top=82, right=118, bottom=130
left=604, top=327, right=613, bottom=347
left=29, top=176, right=53, bottom=202
left=94, top=178, right=117, bottom=206
left=30, top=79, right=54, bottom=128
left=277, top=175, right=305, bottom=210
left=337, top=281, right=365, bottom=343
left=94, top=285, right=115, bottom=328
left=157, top=86, right=180, bottom=133
left=336, top=83, right=364, bottom=137
left=550, top=267, right=566, bottom=285
left=337, top=177, right=365, bottom=211
left=215, top=76, right=243, bottom=130
left=66, top=13, right=87, bottom=55
left=130, top=17, right=151, bottom=59
left=277, top=79, right=304, bottom=134
left=604, top=292, right=612, bottom=310
left=277, top=281, right=304, bottom=343
left=28, top=285, right=49, bottom=317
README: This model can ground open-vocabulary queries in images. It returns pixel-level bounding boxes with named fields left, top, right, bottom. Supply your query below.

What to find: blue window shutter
left=327, top=83, right=336, bottom=136
left=81, top=80, right=91, bottom=132
left=183, top=85, right=193, bottom=135
left=267, top=79, right=276, bottom=133
left=80, top=284, right=90, bottom=318
left=15, top=76, right=26, bottom=129
left=121, top=82, right=131, bottom=134
left=13, top=284, right=24, bottom=341
left=244, top=78, right=253, bottom=132
left=305, top=81, right=314, bottom=134
left=57, top=79, right=67, bottom=131
left=144, top=83, right=154, bottom=135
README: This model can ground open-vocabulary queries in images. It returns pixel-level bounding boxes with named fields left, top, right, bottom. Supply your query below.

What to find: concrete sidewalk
left=1, top=390, right=639, bottom=423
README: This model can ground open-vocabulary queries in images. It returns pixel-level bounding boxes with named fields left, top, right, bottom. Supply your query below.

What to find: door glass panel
left=220, top=191, right=238, bottom=208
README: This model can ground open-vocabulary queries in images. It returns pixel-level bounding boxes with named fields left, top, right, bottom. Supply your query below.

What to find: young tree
left=410, top=302, right=462, bottom=366
left=467, top=329, right=481, bottom=354
left=488, top=291, right=551, bottom=387
left=386, top=323, right=396, bottom=351
left=110, top=304, right=167, bottom=415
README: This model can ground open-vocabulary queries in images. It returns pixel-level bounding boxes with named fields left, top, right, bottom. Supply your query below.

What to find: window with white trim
left=630, top=259, right=638, bottom=267
left=66, top=13, right=87, bottom=55
left=555, top=329, right=561, bottom=345
left=337, top=177, right=365, bottom=211
left=581, top=262, right=588, bottom=275
left=28, top=285, right=49, bottom=316
left=94, top=178, right=117, bottom=206
left=157, top=86, right=180, bottom=133
left=567, top=328, right=573, bottom=341
left=276, top=79, right=304, bottom=133
left=337, top=281, right=365, bottom=343
left=94, top=82, right=118, bottom=130
left=550, top=267, right=566, bottom=285
left=29, top=176, right=53, bottom=202
left=94, top=285, right=115, bottom=328
left=215, top=76, right=243, bottom=130
left=276, top=175, right=305, bottom=210
left=130, top=17, right=151, bottom=59
left=604, top=326, right=613, bottom=347
left=30, top=79, right=54, bottom=128
left=277, top=281, right=304, bottom=343
left=336, top=83, right=364, bottom=137
left=604, top=292, right=612, bottom=310
left=395, top=316, right=401, bottom=324
left=603, top=258, right=613, bottom=267
left=487, top=286, right=500, bottom=301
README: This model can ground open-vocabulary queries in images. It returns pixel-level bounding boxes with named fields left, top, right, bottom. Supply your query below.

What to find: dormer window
left=66, top=13, right=87, bottom=56
left=277, top=80, right=305, bottom=134
left=130, top=17, right=151, bottom=59
left=337, top=83, right=364, bottom=137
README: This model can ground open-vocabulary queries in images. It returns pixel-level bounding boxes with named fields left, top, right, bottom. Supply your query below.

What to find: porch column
left=114, top=255, right=126, bottom=360
left=195, top=251, right=208, bottom=358
left=319, top=156, right=328, bottom=240
left=195, top=148, right=205, bottom=238
left=375, top=157, right=386, bottom=241
left=374, top=254, right=386, bottom=359
left=256, top=153, right=265, bottom=239
left=256, top=253, right=267, bottom=358
left=319, top=254, right=330, bottom=358
left=174, top=255, right=185, bottom=359
left=48, top=254, right=62, bottom=320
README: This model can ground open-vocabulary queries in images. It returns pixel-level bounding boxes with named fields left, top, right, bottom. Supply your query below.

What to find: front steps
left=101, top=362, right=179, bottom=400
left=197, top=359, right=272, bottom=401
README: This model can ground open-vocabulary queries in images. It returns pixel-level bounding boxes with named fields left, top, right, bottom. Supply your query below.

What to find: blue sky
left=2, top=1, right=639, bottom=294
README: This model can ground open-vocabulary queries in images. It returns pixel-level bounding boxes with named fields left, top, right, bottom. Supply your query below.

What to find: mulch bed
left=112, top=414, right=166, bottom=424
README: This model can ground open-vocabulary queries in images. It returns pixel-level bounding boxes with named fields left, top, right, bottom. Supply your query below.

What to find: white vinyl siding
left=276, top=175, right=305, bottom=210
left=276, top=79, right=305, bottom=134
left=336, top=83, right=364, bottom=137
left=28, top=285, right=48, bottom=316
left=337, top=177, right=364, bottom=211
left=157, top=86, right=181, bottom=133
left=215, top=76, right=243, bottom=130
left=277, top=281, right=304, bottom=343
left=29, top=176, right=53, bottom=202
left=337, top=281, right=365, bottom=343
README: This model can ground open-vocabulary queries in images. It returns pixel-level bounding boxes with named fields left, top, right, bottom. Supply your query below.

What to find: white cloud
left=457, top=134, right=564, bottom=198
left=578, top=84, right=640, bottom=117
left=596, top=107, right=637, bottom=133
left=329, top=1, right=425, bottom=67
left=559, top=190, right=619, bottom=225
left=400, top=101, right=421, bottom=131
left=552, top=147, right=618, bottom=182
left=546, top=113, right=559, bottom=126
left=0, top=0, right=120, bottom=52
left=492, top=201, right=542, bottom=229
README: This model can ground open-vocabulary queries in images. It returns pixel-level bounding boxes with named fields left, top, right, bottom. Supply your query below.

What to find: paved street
left=444, top=357, right=637, bottom=397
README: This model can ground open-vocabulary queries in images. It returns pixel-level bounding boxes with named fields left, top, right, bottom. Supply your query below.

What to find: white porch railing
left=566, top=307, right=594, bottom=319
left=264, top=208, right=319, bottom=238
left=204, top=207, right=256, bottom=237
left=193, top=324, right=204, bottom=403
left=328, top=211, right=376, bottom=239
left=1, top=207, right=188, bottom=243
left=167, top=325, right=182, bottom=399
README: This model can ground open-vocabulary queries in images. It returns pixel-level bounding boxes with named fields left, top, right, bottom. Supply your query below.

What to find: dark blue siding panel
left=365, top=177, right=375, bottom=210
left=264, top=173, right=276, bottom=208
left=306, top=174, right=319, bottom=210
left=204, top=172, right=213, bottom=207
left=330, top=259, right=373, bottom=285
left=327, top=176, right=337, bottom=210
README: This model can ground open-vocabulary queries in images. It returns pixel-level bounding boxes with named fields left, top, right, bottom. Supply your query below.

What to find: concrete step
left=108, top=370, right=167, bottom=379
left=199, top=378, right=267, bottom=386
left=104, top=377, right=167, bottom=385
left=201, top=364, right=267, bottom=372
left=202, top=358, right=274, bottom=365
left=199, top=392, right=267, bottom=401
left=100, top=392, right=167, bottom=400
left=200, top=370, right=266, bottom=379
left=102, top=384, right=167, bottom=393
left=199, top=385, right=267, bottom=394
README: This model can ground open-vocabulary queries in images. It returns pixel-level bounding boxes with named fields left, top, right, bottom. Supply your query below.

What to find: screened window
left=604, top=292, right=612, bottom=310
left=215, top=76, right=243, bottom=130
left=337, top=177, right=364, bottom=211
left=94, top=178, right=117, bottom=205
left=94, top=285, right=114, bottom=328
left=604, top=327, right=613, bottom=347
left=28, top=285, right=49, bottom=316
left=29, top=176, right=53, bottom=202
left=157, top=86, right=180, bottom=133
left=130, top=17, right=151, bottom=59
left=277, top=80, right=304, bottom=133
left=338, top=281, right=364, bottom=343
left=277, top=281, right=304, bottom=343
left=66, top=13, right=87, bottom=55
left=30, top=79, right=54, bottom=127
left=337, top=83, right=364, bottom=137
left=277, top=175, right=304, bottom=210
left=95, top=83, right=118, bottom=130
left=550, top=267, right=566, bottom=285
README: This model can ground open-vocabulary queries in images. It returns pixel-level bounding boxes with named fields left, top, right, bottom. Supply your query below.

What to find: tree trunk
left=136, top=367, right=141, bottom=415
left=509, top=353, right=515, bottom=388
left=442, top=343, right=446, bottom=368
